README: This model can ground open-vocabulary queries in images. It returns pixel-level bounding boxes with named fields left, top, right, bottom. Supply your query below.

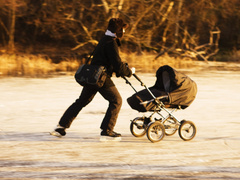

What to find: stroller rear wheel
left=163, top=117, right=178, bottom=136
left=130, top=117, right=147, bottom=137
left=179, top=120, right=196, bottom=141
left=147, top=122, right=165, bottom=143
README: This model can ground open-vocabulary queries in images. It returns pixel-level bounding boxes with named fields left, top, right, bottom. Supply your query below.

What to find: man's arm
left=105, top=40, right=132, bottom=77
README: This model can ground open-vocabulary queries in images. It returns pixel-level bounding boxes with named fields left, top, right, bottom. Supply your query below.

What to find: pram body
left=127, top=65, right=197, bottom=112
left=124, top=65, right=197, bottom=143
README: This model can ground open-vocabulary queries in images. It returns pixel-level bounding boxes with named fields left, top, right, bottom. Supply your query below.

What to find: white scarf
left=105, top=30, right=116, bottom=37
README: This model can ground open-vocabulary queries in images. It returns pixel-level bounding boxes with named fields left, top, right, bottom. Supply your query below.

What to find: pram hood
left=127, top=65, right=197, bottom=112
left=153, top=65, right=197, bottom=108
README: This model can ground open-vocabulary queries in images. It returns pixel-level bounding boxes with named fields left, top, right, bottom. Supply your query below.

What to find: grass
left=0, top=54, right=79, bottom=77
left=121, top=52, right=196, bottom=73
left=0, top=50, right=239, bottom=77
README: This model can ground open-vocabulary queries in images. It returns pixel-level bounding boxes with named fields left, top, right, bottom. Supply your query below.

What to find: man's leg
left=51, top=86, right=97, bottom=137
left=99, top=85, right=122, bottom=133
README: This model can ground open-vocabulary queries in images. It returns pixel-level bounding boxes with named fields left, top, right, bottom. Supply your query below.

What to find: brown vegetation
left=0, top=52, right=196, bottom=76
left=1, top=51, right=240, bottom=77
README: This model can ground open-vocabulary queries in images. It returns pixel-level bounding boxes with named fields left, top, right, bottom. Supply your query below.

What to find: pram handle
left=133, top=74, right=145, bottom=86
left=133, top=74, right=157, bottom=100
left=123, top=74, right=157, bottom=100
left=122, top=76, right=138, bottom=93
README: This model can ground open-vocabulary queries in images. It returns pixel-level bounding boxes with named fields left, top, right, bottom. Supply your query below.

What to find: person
left=50, top=18, right=135, bottom=141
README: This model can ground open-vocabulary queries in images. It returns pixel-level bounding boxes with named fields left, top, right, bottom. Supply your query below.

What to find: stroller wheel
left=147, top=122, right=165, bottom=143
left=163, top=117, right=178, bottom=136
left=130, top=117, right=147, bottom=137
left=178, top=120, right=197, bottom=141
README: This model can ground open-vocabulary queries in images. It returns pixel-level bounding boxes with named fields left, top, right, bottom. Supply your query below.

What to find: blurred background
left=1, top=1, right=240, bottom=179
left=0, top=0, right=239, bottom=76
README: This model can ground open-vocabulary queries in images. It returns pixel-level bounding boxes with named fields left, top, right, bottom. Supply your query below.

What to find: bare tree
left=8, top=0, right=16, bottom=52
left=0, top=0, right=239, bottom=60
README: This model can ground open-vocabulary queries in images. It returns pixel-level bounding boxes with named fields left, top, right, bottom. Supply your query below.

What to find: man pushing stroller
left=50, top=18, right=135, bottom=141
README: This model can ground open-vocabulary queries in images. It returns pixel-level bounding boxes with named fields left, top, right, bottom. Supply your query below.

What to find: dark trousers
left=59, top=83, right=122, bottom=132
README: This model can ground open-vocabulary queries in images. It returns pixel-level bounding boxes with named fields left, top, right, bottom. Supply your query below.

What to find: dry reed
left=0, top=54, right=79, bottom=77
left=121, top=52, right=196, bottom=72
left=1, top=51, right=239, bottom=77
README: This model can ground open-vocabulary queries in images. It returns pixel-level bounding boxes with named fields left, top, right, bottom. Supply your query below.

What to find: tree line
left=0, top=0, right=239, bottom=61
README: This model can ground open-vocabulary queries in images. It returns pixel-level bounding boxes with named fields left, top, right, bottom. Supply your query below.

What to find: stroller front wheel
left=130, top=117, right=147, bottom=137
left=147, top=122, right=165, bottom=143
left=179, top=120, right=197, bottom=141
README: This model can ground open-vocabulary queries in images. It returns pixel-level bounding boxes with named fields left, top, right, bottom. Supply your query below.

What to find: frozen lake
left=0, top=69, right=240, bottom=179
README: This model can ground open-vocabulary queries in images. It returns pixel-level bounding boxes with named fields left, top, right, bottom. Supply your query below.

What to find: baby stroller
left=123, top=65, right=197, bottom=143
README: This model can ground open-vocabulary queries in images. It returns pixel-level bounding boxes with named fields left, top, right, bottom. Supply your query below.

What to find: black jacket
left=91, top=35, right=132, bottom=78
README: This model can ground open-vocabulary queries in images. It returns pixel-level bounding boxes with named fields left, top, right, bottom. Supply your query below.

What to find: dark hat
left=107, top=18, right=128, bottom=38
